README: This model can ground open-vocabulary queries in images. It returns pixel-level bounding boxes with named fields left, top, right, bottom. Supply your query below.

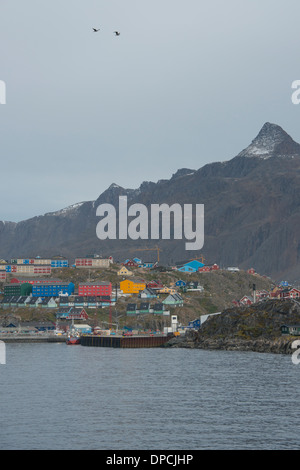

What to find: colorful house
left=146, top=280, right=163, bottom=290
left=239, top=295, right=254, bottom=306
left=174, top=280, right=186, bottom=287
left=158, top=286, right=177, bottom=294
left=117, top=266, right=133, bottom=276
left=56, top=307, right=88, bottom=320
left=123, top=259, right=138, bottom=268
left=162, top=293, right=183, bottom=307
left=120, top=279, right=146, bottom=294
left=178, top=260, right=205, bottom=273
left=198, top=266, right=211, bottom=273
left=139, top=288, right=157, bottom=299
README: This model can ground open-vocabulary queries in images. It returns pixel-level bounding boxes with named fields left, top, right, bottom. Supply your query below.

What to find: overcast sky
left=0, top=0, right=300, bottom=221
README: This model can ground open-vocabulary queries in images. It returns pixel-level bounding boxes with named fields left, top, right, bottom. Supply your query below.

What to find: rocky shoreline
left=166, top=299, right=300, bottom=355
left=166, top=331, right=296, bottom=354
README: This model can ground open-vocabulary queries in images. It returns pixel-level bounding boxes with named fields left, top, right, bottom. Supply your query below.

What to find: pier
left=0, top=335, right=67, bottom=343
left=80, top=334, right=172, bottom=348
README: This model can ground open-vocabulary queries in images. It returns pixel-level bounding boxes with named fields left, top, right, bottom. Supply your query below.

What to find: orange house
left=120, top=278, right=146, bottom=294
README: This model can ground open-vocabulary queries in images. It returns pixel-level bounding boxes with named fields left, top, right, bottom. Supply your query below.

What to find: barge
left=80, top=334, right=173, bottom=348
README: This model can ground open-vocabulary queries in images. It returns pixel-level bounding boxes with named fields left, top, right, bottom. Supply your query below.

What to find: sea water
left=0, top=343, right=299, bottom=450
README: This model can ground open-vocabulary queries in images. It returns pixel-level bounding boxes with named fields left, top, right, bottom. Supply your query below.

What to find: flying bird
left=114, top=31, right=120, bottom=36
left=93, top=28, right=100, bottom=32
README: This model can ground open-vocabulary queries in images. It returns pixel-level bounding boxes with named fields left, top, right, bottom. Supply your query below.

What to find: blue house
left=187, top=319, right=201, bottom=330
left=175, top=280, right=186, bottom=287
left=177, top=260, right=204, bottom=273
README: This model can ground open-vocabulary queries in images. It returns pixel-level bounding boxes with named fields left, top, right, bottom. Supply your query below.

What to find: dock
left=80, top=334, right=172, bottom=348
left=0, top=335, right=67, bottom=343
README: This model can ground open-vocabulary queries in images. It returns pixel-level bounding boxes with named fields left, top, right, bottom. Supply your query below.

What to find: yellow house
left=158, top=287, right=177, bottom=294
left=117, top=266, right=133, bottom=276
left=120, top=279, right=146, bottom=294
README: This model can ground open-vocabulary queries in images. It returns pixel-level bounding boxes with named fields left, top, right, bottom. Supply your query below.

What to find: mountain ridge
left=1, top=122, right=300, bottom=282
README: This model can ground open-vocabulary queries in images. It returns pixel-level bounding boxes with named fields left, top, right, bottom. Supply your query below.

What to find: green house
left=281, top=325, right=300, bottom=336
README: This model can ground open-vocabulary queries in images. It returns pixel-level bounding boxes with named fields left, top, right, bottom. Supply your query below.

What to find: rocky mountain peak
left=237, top=122, right=300, bottom=159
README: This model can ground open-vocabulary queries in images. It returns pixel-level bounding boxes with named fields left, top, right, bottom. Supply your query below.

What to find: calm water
left=0, top=342, right=299, bottom=450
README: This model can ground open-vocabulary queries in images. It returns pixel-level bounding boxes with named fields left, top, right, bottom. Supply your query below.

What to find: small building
left=126, top=303, right=137, bottom=316
left=281, top=325, right=300, bottom=336
left=146, top=280, right=164, bottom=290
left=174, top=280, right=186, bottom=287
left=198, top=266, right=211, bottom=273
left=288, top=288, right=300, bottom=299
left=139, top=288, right=157, bottom=299
left=187, top=319, right=201, bottom=330
left=239, top=295, right=254, bottom=306
left=158, top=286, right=177, bottom=294
left=138, top=302, right=150, bottom=314
left=162, top=293, right=183, bottom=307
left=56, top=307, right=88, bottom=320
left=178, top=260, right=205, bottom=273
left=123, top=259, right=138, bottom=268
left=142, top=261, right=155, bottom=269
left=117, top=266, right=133, bottom=276
left=247, top=268, right=256, bottom=275
left=40, top=297, right=58, bottom=308
left=153, top=303, right=165, bottom=315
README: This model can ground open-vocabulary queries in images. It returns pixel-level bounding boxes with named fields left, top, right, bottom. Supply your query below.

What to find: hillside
left=0, top=268, right=273, bottom=330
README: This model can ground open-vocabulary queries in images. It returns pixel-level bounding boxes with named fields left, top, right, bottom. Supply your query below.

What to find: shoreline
left=165, top=332, right=296, bottom=355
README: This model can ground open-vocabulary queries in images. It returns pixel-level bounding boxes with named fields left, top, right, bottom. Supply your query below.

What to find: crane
left=132, top=245, right=162, bottom=263
left=188, top=255, right=205, bottom=264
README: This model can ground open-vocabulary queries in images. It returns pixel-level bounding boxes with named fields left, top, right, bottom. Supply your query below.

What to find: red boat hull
left=66, top=338, right=80, bottom=345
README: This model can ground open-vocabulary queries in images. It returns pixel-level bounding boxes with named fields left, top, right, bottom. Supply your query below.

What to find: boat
left=66, top=319, right=80, bottom=344
left=66, top=336, right=80, bottom=345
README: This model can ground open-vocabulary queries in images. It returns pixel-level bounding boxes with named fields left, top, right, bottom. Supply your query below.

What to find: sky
left=0, top=0, right=300, bottom=221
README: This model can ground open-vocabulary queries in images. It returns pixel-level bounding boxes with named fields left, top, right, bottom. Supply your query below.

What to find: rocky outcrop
left=166, top=299, right=300, bottom=355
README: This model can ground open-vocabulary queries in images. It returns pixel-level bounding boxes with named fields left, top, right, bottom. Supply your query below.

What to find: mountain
left=1, top=122, right=300, bottom=282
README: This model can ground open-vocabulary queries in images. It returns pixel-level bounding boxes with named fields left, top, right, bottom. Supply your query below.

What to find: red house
left=67, top=308, right=88, bottom=320
left=123, top=260, right=138, bottom=267
left=146, top=280, right=163, bottom=290
left=247, top=268, right=256, bottom=275
left=210, top=264, right=220, bottom=271
left=78, top=281, right=112, bottom=297
left=239, top=295, right=254, bottom=306
left=198, top=266, right=210, bottom=272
